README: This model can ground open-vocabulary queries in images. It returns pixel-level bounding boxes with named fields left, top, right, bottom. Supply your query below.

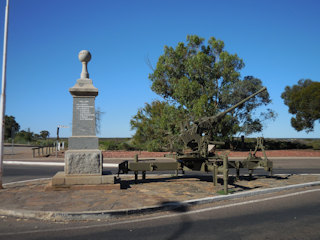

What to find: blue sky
left=0, top=0, right=319, bottom=138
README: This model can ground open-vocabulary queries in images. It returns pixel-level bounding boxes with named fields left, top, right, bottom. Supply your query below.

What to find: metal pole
left=223, top=155, right=229, bottom=194
left=55, top=126, right=59, bottom=159
left=0, top=0, right=9, bottom=189
left=11, top=126, right=14, bottom=155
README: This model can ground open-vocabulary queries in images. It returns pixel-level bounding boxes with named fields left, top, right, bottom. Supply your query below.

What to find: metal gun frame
left=118, top=138, right=273, bottom=194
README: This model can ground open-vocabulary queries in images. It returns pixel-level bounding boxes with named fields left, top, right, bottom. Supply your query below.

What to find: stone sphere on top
left=78, top=50, right=91, bottom=63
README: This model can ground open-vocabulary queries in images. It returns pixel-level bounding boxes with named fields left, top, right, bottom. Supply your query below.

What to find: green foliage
left=263, top=139, right=309, bottom=150
left=100, top=140, right=119, bottom=150
left=4, top=115, right=52, bottom=145
left=13, top=135, right=29, bottom=144
left=217, top=189, right=235, bottom=195
left=3, top=115, right=60, bottom=146
left=281, top=79, right=320, bottom=132
left=311, top=141, right=320, bottom=150
left=40, top=130, right=50, bottom=140
left=119, top=141, right=135, bottom=151
left=34, top=139, right=55, bottom=147
left=4, top=115, right=20, bottom=140
left=232, top=138, right=320, bottom=150
left=130, top=101, right=186, bottom=151
left=304, top=139, right=320, bottom=150
left=15, top=130, right=33, bottom=143
left=99, top=138, right=136, bottom=151
left=149, top=35, right=245, bottom=118
left=132, top=35, right=275, bottom=151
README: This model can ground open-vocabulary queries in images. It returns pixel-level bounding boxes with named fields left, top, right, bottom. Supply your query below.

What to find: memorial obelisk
left=52, top=50, right=113, bottom=187
left=65, top=50, right=103, bottom=175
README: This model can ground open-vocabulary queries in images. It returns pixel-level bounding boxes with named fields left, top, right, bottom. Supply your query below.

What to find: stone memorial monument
left=66, top=50, right=102, bottom=175
left=52, top=50, right=113, bottom=186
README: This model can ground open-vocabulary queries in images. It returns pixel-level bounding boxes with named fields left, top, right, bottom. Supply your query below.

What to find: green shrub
left=13, top=135, right=29, bottom=144
left=99, top=140, right=119, bottom=151
left=99, top=138, right=139, bottom=151
left=146, top=140, right=163, bottom=152
left=119, top=142, right=135, bottom=151
left=312, top=141, right=320, bottom=150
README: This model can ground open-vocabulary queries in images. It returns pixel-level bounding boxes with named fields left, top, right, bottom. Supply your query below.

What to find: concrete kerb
left=3, top=161, right=118, bottom=168
left=4, top=156, right=320, bottom=167
left=1, top=178, right=320, bottom=221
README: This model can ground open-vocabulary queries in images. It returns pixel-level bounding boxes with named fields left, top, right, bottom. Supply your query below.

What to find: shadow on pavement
left=159, top=200, right=191, bottom=240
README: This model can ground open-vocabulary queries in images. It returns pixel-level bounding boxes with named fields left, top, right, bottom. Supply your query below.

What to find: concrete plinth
left=65, top=150, right=103, bottom=175
left=52, top=172, right=115, bottom=187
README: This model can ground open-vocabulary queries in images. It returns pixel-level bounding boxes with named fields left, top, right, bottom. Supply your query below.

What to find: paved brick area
left=1, top=174, right=320, bottom=213
left=2, top=145, right=320, bottom=217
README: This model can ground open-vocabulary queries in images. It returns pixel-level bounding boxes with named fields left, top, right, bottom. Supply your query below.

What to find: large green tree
left=281, top=79, right=320, bottom=132
left=131, top=35, right=275, bottom=151
left=4, top=115, right=20, bottom=140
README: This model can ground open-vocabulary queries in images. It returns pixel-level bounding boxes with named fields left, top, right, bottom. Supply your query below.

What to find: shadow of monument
left=158, top=201, right=191, bottom=240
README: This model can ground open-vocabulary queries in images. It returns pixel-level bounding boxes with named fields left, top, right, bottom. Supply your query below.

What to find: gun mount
left=179, top=87, right=267, bottom=158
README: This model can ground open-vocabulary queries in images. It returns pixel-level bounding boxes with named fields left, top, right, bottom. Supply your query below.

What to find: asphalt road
left=2, top=163, right=320, bottom=184
left=2, top=165, right=64, bottom=183
left=0, top=187, right=319, bottom=239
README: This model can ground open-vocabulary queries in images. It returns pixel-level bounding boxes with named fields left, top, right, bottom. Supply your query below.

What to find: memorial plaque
left=77, top=99, right=94, bottom=121
left=73, top=97, right=96, bottom=136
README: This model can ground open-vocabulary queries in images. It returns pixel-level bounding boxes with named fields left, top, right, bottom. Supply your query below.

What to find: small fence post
left=223, top=155, right=229, bottom=194
left=134, top=154, right=138, bottom=183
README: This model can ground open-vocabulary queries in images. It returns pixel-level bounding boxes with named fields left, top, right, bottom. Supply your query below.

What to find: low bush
left=99, top=139, right=137, bottom=151
left=311, top=140, right=320, bottom=150
left=230, top=138, right=313, bottom=151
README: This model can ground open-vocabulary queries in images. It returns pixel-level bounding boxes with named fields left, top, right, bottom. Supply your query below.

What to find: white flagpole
left=0, top=0, right=10, bottom=189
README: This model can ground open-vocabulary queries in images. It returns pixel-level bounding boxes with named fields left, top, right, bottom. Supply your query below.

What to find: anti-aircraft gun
left=118, top=86, right=273, bottom=194
left=174, top=87, right=273, bottom=177
left=179, top=87, right=267, bottom=159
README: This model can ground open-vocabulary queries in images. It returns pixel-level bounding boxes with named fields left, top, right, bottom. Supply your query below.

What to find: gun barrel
left=202, top=87, right=267, bottom=123
left=222, top=86, right=266, bottom=115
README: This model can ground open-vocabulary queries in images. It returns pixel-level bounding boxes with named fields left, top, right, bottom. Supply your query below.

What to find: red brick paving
left=102, top=151, right=171, bottom=158
left=102, top=150, right=320, bottom=158
left=6, top=147, right=320, bottom=160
